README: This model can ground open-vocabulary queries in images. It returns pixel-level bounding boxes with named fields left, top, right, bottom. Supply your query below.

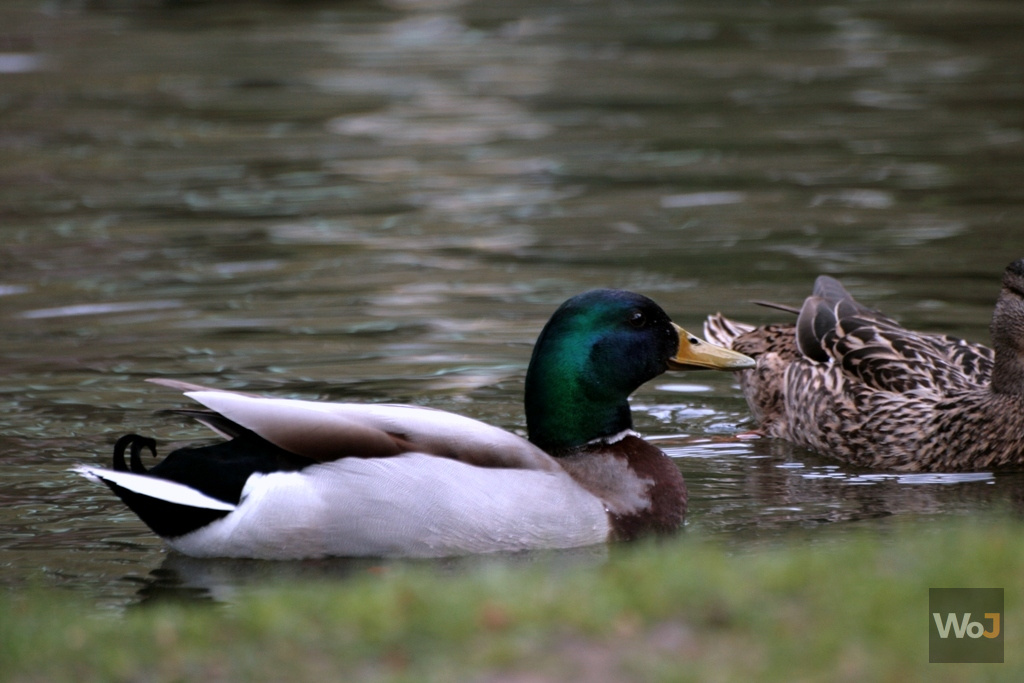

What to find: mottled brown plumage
left=704, top=260, right=1024, bottom=472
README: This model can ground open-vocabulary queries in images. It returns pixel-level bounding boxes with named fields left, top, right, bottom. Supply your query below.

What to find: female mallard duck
left=704, top=259, right=1024, bottom=472
left=76, top=289, right=753, bottom=559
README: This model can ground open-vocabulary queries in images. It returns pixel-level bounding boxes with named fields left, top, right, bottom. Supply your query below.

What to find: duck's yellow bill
left=667, top=323, right=755, bottom=371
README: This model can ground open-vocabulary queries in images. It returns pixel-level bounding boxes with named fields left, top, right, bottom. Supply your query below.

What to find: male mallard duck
left=704, top=260, right=1024, bottom=472
left=75, top=289, right=753, bottom=559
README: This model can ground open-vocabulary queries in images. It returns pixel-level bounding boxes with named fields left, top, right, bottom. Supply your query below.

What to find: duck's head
left=524, top=289, right=754, bottom=453
left=991, top=258, right=1024, bottom=395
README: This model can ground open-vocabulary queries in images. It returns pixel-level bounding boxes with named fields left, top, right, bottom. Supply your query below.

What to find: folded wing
left=148, top=378, right=561, bottom=471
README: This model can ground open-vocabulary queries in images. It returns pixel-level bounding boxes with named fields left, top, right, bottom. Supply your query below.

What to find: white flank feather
left=167, top=453, right=610, bottom=560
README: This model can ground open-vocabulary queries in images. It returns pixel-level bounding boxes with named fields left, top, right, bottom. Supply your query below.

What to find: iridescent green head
left=524, top=289, right=754, bottom=454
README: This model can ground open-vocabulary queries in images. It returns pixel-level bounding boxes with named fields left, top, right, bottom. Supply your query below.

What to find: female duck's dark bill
left=667, top=323, right=755, bottom=371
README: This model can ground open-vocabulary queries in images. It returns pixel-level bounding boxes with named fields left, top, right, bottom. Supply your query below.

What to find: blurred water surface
left=2, top=0, right=1023, bottom=605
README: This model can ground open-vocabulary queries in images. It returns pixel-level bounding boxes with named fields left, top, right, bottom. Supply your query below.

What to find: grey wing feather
left=149, top=380, right=561, bottom=472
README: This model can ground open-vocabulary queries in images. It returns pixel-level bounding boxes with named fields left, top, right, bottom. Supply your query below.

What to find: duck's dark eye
left=629, top=311, right=646, bottom=328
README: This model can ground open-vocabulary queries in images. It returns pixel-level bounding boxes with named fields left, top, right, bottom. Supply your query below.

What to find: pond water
left=2, top=0, right=1023, bottom=607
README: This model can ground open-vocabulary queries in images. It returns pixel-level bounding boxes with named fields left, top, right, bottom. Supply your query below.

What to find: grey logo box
left=930, top=588, right=1003, bottom=664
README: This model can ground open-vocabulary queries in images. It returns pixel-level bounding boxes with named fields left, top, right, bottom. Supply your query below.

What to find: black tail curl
left=113, top=434, right=157, bottom=473
left=103, top=429, right=318, bottom=538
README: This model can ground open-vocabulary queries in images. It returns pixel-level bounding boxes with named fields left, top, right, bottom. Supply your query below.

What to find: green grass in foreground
left=3, top=519, right=1022, bottom=682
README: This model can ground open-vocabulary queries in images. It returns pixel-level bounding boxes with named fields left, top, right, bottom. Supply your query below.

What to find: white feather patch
left=73, top=465, right=237, bottom=512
